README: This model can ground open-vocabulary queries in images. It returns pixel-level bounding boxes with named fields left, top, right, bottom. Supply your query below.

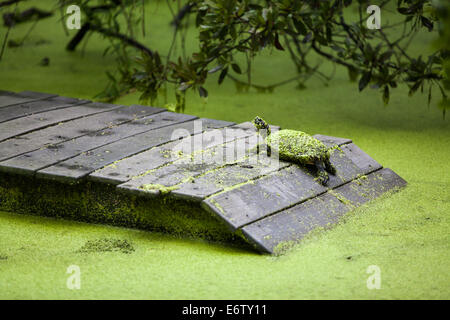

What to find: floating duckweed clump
left=78, top=238, right=135, bottom=254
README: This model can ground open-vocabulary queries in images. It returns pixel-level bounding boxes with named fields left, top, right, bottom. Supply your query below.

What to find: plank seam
left=0, top=99, right=91, bottom=124
left=34, top=117, right=200, bottom=181
left=235, top=166, right=385, bottom=231
left=109, top=125, right=262, bottom=185
left=87, top=121, right=238, bottom=184
left=0, top=105, right=166, bottom=162
left=0, top=92, right=58, bottom=109
left=0, top=104, right=125, bottom=143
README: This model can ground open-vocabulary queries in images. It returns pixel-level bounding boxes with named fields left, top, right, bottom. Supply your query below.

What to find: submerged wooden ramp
left=0, top=90, right=406, bottom=254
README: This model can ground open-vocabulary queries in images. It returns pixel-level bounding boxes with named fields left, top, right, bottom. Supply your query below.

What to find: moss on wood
left=0, top=172, right=252, bottom=249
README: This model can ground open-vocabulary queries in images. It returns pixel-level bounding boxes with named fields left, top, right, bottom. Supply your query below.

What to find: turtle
left=252, top=116, right=336, bottom=185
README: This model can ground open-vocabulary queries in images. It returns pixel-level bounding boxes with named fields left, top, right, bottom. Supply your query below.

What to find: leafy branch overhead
left=1, top=0, right=449, bottom=116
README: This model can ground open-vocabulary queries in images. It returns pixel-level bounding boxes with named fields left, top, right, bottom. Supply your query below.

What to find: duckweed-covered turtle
left=252, top=116, right=336, bottom=185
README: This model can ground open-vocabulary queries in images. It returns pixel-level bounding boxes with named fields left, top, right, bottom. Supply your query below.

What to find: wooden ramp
left=0, top=90, right=406, bottom=254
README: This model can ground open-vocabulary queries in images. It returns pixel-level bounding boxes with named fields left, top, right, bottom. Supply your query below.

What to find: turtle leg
left=324, top=158, right=336, bottom=175
left=256, top=129, right=260, bottom=154
left=314, top=160, right=329, bottom=186
left=265, top=127, right=271, bottom=157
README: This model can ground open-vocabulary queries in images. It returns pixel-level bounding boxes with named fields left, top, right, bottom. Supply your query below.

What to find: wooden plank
left=340, top=143, right=381, bottom=174
left=240, top=167, right=406, bottom=253
left=116, top=124, right=280, bottom=196
left=201, top=139, right=382, bottom=231
left=88, top=120, right=245, bottom=185
left=313, top=134, right=352, bottom=147
left=326, top=143, right=382, bottom=189
left=0, top=104, right=165, bottom=162
left=202, top=165, right=328, bottom=231
left=240, top=192, right=351, bottom=253
left=0, top=111, right=194, bottom=177
left=194, top=118, right=235, bottom=129
left=19, top=91, right=59, bottom=99
left=0, top=102, right=122, bottom=142
left=0, top=96, right=90, bottom=123
left=116, top=135, right=260, bottom=196
left=0, top=91, right=57, bottom=108
left=40, top=117, right=235, bottom=183
left=171, top=155, right=291, bottom=201
left=36, top=117, right=238, bottom=182
left=331, top=167, right=407, bottom=206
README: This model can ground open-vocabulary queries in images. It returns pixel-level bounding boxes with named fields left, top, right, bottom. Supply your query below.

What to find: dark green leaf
left=292, top=18, right=307, bottom=35
left=420, top=16, right=433, bottom=31
left=383, top=85, right=390, bottom=105
left=218, top=67, right=228, bottom=85
left=428, top=85, right=432, bottom=109
left=231, top=63, right=242, bottom=74
left=274, top=34, right=285, bottom=51
left=359, top=71, right=371, bottom=91
left=408, top=81, right=422, bottom=96
left=326, top=24, right=332, bottom=43
left=198, top=86, right=208, bottom=98
left=397, top=7, right=412, bottom=15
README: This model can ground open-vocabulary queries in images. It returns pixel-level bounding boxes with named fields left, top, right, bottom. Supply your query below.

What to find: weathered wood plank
left=313, top=134, right=352, bottom=147
left=340, top=143, right=381, bottom=174
left=200, top=139, right=382, bottom=231
left=326, top=143, right=382, bottom=189
left=0, top=104, right=165, bottom=162
left=36, top=117, right=235, bottom=182
left=116, top=124, right=280, bottom=197
left=19, top=91, right=59, bottom=99
left=0, top=91, right=57, bottom=108
left=171, top=155, right=291, bottom=201
left=0, top=96, right=90, bottom=123
left=0, top=111, right=194, bottom=177
left=116, top=135, right=260, bottom=196
left=331, top=167, right=407, bottom=206
left=240, top=167, right=407, bottom=253
left=240, top=192, right=350, bottom=253
left=0, top=102, right=122, bottom=142
left=89, top=120, right=245, bottom=185
left=202, top=165, right=328, bottom=231
left=45, top=118, right=236, bottom=183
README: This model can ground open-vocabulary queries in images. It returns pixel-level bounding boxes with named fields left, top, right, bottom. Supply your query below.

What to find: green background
left=0, top=1, right=448, bottom=299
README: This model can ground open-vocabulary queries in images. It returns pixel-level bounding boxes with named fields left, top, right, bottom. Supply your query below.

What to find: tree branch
left=0, top=0, right=25, bottom=8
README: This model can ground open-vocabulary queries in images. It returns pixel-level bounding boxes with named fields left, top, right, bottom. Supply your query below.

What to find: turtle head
left=252, top=116, right=269, bottom=130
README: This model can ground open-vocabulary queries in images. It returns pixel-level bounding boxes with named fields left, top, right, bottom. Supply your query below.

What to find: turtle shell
left=266, top=129, right=330, bottom=165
